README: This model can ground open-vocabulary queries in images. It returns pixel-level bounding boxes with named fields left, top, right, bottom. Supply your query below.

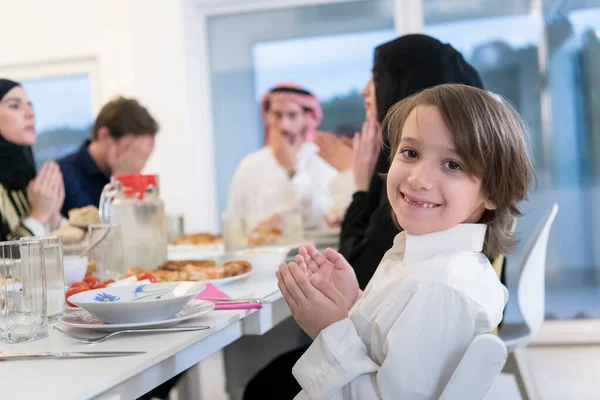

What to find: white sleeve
left=291, top=157, right=336, bottom=229
left=328, top=170, right=356, bottom=220
left=292, top=282, right=480, bottom=400
left=22, top=217, right=47, bottom=237
left=228, top=154, right=300, bottom=223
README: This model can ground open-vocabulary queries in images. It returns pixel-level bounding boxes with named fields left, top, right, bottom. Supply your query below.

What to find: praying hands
left=276, top=245, right=360, bottom=339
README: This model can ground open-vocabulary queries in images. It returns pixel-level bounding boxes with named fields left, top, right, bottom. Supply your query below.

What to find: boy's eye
left=400, top=148, right=418, bottom=159
left=444, top=160, right=462, bottom=171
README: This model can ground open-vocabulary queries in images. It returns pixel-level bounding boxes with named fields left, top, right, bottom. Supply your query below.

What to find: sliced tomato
left=65, top=286, right=87, bottom=307
left=70, top=281, right=90, bottom=291
left=102, top=279, right=115, bottom=286
left=137, top=272, right=157, bottom=283
left=82, top=276, right=100, bottom=286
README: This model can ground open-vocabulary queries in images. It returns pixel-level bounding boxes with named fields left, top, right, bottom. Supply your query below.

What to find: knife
left=0, top=351, right=146, bottom=361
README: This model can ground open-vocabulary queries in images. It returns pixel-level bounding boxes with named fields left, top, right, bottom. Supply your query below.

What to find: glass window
left=22, top=75, right=94, bottom=167
left=424, top=0, right=600, bottom=321
left=207, top=0, right=394, bottom=217
left=253, top=29, right=396, bottom=135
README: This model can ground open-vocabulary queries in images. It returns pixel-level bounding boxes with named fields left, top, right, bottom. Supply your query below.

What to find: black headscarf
left=373, top=34, right=484, bottom=128
left=0, top=79, right=37, bottom=190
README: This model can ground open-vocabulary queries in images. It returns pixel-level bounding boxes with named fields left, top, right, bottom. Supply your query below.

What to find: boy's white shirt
left=292, top=224, right=508, bottom=400
left=227, top=142, right=338, bottom=229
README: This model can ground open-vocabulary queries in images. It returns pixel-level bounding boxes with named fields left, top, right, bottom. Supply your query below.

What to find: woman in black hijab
left=243, top=34, right=484, bottom=400
left=0, top=79, right=64, bottom=241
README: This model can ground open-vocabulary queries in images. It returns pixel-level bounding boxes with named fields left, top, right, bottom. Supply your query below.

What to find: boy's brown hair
left=383, top=84, right=533, bottom=259
left=92, top=96, right=159, bottom=140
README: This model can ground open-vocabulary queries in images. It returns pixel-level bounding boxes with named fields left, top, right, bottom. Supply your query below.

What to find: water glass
left=88, top=224, right=124, bottom=280
left=20, top=236, right=65, bottom=322
left=166, top=214, right=185, bottom=243
left=222, top=212, right=247, bottom=251
left=0, top=240, right=48, bottom=343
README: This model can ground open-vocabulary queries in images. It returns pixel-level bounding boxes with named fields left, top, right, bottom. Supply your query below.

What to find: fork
left=54, top=325, right=210, bottom=344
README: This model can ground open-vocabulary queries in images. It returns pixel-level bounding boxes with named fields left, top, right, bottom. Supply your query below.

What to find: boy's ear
left=484, top=199, right=497, bottom=210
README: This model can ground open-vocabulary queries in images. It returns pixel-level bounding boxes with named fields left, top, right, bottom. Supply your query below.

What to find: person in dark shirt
left=57, top=97, right=159, bottom=217
left=242, top=34, right=485, bottom=400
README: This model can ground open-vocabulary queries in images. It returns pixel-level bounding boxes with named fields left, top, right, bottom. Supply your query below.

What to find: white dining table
left=0, top=270, right=293, bottom=400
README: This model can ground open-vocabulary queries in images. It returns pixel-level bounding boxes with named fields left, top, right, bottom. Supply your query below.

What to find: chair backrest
left=439, top=334, right=508, bottom=400
left=517, top=203, right=559, bottom=338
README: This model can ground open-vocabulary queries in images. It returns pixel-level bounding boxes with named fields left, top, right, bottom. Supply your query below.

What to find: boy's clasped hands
left=276, top=245, right=360, bottom=340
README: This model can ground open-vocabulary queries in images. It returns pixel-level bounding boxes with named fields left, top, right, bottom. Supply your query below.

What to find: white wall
left=128, top=0, right=219, bottom=232
left=0, top=0, right=219, bottom=233
left=0, top=0, right=137, bottom=103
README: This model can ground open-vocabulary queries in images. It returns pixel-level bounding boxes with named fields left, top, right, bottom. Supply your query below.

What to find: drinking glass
left=0, top=239, right=48, bottom=343
left=20, top=236, right=65, bottom=322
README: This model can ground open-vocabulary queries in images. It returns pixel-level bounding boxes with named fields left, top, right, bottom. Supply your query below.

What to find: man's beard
left=281, top=125, right=308, bottom=146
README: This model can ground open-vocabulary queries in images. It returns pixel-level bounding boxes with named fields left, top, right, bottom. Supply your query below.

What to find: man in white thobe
left=228, top=83, right=337, bottom=232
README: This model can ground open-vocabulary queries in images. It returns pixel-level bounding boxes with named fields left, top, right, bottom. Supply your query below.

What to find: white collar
left=399, top=224, right=487, bottom=264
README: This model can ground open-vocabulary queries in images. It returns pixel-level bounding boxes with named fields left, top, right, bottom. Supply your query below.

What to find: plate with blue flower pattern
left=58, top=299, right=215, bottom=332
left=67, top=282, right=206, bottom=324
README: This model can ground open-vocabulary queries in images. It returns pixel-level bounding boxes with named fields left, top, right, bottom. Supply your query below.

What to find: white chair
left=498, top=204, right=559, bottom=400
left=439, top=334, right=508, bottom=400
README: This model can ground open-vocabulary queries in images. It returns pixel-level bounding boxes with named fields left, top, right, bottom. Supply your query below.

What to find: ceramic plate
left=68, top=282, right=206, bottom=324
left=167, top=243, right=225, bottom=260
left=203, top=271, right=252, bottom=287
left=59, top=299, right=215, bottom=332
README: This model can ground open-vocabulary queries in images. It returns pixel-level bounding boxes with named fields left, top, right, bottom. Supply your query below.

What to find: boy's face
left=386, top=105, right=495, bottom=235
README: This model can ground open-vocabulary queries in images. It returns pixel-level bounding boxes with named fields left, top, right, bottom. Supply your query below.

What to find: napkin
left=196, top=283, right=262, bottom=310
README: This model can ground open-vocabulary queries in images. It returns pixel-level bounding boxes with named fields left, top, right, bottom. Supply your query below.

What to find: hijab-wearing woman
left=243, top=34, right=484, bottom=400
left=0, top=79, right=64, bottom=241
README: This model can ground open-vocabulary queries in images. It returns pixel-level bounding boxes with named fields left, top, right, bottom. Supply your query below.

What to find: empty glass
left=0, top=240, right=48, bottom=343
left=20, top=236, right=65, bottom=322
left=166, top=214, right=185, bottom=243
left=221, top=212, right=247, bottom=251
left=87, top=224, right=124, bottom=280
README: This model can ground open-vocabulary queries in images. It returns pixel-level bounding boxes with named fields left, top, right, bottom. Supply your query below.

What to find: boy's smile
left=387, top=105, right=495, bottom=235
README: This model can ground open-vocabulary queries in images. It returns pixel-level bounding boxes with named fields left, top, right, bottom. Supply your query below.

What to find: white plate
left=68, top=282, right=206, bottom=324
left=59, top=299, right=215, bottom=332
left=204, top=271, right=252, bottom=287
left=168, top=243, right=225, bottom=260
left=225, top=248, right=289, bottom=274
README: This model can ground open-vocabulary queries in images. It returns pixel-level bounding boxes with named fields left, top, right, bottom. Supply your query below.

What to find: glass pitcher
left=99, top=174, right=167, bottom=270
